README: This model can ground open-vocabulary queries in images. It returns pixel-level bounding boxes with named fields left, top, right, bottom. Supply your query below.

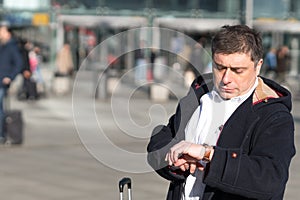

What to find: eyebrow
left=213, top=61, right=247, bottom=69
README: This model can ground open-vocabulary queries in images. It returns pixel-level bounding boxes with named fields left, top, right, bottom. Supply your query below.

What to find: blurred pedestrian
left=134, top=41, right=147, bottom=84
left=264, top=47, right=277, bottom=79
left=276, top=45, right=290, bottom=83
left=189, top=37, right=207, bottom=76
left=53, top=42, right=74, bottom=95
left=29, top=46, right=43, bottom=82
left=0, top=22, right=23, bottom=143
left=17, top=39, right=39, bottom=100
left=17, top=39, right=31, bottom=82
left=55, top=42, right=74, bottom=77
left=148, top=48, right=157, bottom=81
left=147, top=25, right=295, bottom=200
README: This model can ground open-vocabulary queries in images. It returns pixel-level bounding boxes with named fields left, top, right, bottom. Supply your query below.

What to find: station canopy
left=154, top=17, right=240, bottom=32
left=253, top=19, right=300, bottom=33
left=58, top=15, right=148, bottom=29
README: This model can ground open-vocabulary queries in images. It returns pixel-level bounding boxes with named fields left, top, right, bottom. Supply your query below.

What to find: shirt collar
left=211, top=77, right=258, bottom=103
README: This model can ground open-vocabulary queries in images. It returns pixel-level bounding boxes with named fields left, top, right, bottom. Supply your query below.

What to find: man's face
left=0, top=27, right=4, bottom=40
left=0, top=26, right=9, bottom=43
left=212, top=52, right=262, bottom=100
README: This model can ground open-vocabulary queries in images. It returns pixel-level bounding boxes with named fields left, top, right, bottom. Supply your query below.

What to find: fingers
left=189, top=162, right=206, bottom=173
left=187, top=143, right=205, bottom=160
left=165, top=141, right=209, bottom=174
left=179, top=162, right=192, bottom=171
left=198, top=165, right=205, bottom=171
left=170, top=141, right=186, bottom=163
left=179, top=164, right=186, bottom=171
left=189, top=163, right=196, bottom=174
left=166, top=141, right=192, bottom=164
left=165, top=141, right=203, bottom=164
left=169, top=142, right=205, bottom=161
left=184, top=163, right=190, bottom=170
left=173, top=157, right=187, bottom=167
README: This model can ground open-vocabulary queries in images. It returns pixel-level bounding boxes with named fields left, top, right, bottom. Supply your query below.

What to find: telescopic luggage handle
left=119, top=177, right=132, bottom=200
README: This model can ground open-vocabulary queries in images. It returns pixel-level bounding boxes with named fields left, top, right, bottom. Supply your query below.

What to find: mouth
left=219, top=87, right=233, bottom=93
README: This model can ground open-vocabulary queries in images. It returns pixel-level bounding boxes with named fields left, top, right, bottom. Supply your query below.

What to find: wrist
left=202, top=144, right=214, bottom=163
left=198, top=144, right=206, bottom=160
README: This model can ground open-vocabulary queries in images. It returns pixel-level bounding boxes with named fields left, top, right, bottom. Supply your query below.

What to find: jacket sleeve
left=9, top=44, right=23, bottom=80
left=147, top=75, right=212, bottom=183
left=147, top=107, right=188, bottom=182
left=204, top=110, right=296, bottom=199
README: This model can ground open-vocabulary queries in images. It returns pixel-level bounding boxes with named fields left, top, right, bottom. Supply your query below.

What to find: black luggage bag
left=4, top=109, right=23, bottom=144
left=17, top=78, right=38, bottom=100
left=4, top=92, right=24, bottom=145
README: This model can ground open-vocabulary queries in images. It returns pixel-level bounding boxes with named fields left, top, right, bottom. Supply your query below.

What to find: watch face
left=202, top=144, right=212, bottom=163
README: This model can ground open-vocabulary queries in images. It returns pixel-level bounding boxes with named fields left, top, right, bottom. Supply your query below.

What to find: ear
left=255, top=59, right=263, bottom=76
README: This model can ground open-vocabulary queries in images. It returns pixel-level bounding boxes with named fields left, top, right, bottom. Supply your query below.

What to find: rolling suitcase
left=4, top=95, right=24, bottom=145
left=119, top=177, right=132, bottom=200
left=24, top=78, right=38, bottom=99
left=17, top=78, right=38, bottom=100
left=4, top=110, right=23, bottom=144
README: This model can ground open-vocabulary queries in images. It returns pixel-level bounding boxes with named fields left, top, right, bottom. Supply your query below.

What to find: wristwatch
left=202, top=143, right=213, bottom=163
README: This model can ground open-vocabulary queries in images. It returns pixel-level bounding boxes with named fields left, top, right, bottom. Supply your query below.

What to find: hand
left=165, top=141, right=205, bottom=167
left=23, top=70, right=31, bottom=79
left=174, top=154, right=205, bottom=174
left=2, top=77, right=11, bottom=85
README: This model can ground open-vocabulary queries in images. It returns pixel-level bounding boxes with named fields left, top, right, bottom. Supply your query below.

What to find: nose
left=222, top=68, right=232, bottom=85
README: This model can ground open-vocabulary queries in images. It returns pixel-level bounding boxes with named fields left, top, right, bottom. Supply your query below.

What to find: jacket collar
left=253, top=77, right=280, bottom=105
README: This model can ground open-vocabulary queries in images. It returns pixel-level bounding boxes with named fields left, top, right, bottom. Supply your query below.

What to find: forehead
left=0, top=26, right=7, bottom=33
left=213, top=53, right=253, bottom=66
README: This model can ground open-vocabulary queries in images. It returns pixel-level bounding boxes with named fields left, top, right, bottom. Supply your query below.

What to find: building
left=1, top=0, right=300, bottom=76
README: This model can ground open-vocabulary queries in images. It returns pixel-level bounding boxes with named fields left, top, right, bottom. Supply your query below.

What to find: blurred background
left=2, top=0, right=300, bottom=80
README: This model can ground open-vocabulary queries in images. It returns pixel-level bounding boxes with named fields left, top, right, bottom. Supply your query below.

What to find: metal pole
left=245, top=0, right=253, bottom=28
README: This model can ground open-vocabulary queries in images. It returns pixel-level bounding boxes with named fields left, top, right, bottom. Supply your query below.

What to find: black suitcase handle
left=119, top=177, right=132, bottom=200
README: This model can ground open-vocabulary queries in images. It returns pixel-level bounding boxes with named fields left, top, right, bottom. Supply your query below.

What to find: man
left=264, top=47, right=277, bottom=78
left=0, top=22, right=23, bottom=143
left=276, top=45, right=290, bottom=84
left=147, top=25, right=295, bottom=200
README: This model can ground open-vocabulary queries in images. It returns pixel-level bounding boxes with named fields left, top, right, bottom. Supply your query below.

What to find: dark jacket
left=0, top=38, right=23, bottom=88
left=18, top=39, right=30, bottom=73
left=147, top=73, right=295, bottom=200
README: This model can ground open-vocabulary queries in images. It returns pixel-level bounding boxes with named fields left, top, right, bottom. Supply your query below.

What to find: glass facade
left=253, top=0, right=289, bottom=19
left=0, top=0, right=280, bottom=21
left=50, top=0, right=241, bottom=18
left=291, top=0, right=300, bottom=18
left=52, top=0, right=240, bottom=13
left=103, top=0, right=146, bottom=10
left=2, top=0, right=300, bottom=75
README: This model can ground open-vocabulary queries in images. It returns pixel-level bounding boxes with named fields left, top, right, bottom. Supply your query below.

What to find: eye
left=232, top=68, right=244, bottom=74
left=213, top=63, right=226, bottom=71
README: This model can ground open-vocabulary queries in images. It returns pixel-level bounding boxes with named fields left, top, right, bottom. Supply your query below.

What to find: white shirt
left=182, top=78, right=258, bottom=200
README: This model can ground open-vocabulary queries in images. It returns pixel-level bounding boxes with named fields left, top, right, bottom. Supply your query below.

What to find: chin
left=219, top=92, right=234, bottom=100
